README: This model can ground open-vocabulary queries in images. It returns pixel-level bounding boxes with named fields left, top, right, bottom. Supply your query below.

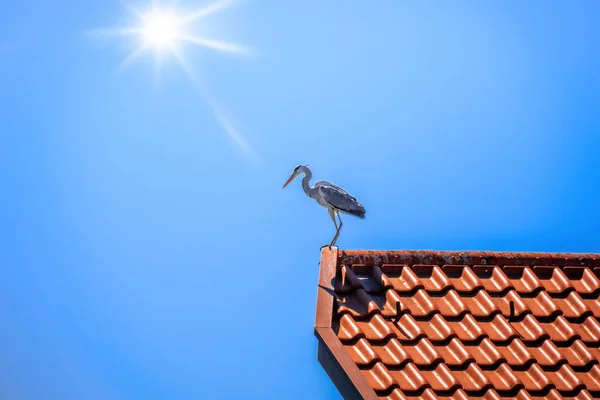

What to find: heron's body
left=283, top=165, right=365, bottom=247
left=312, top=181, right=366, bottom=218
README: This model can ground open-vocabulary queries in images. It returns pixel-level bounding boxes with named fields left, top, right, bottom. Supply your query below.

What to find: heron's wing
left=316, top=181, right=366, bottom=218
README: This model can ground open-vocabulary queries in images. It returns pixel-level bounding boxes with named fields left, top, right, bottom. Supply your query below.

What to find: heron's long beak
left=282, top=174, right=295, bottom=189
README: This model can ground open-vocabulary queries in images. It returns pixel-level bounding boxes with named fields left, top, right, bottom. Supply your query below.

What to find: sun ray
left=211, top=107, right=260, bottom=162
left=178, top=35, right=253, bottom=56
left=169, top=46, right=202, bottom=86
left=169, top=47, right=259, bottom=161
left=85, top=27, right=143, bottom=37
left=179, top=0, right=240, bottom=24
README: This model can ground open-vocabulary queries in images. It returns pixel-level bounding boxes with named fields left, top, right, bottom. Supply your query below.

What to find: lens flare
left=141, top=10, right=180, bottom=49
left=86, top=0, right=260, bottom=161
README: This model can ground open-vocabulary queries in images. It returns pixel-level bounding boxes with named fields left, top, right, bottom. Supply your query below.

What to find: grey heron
left=282, top=165, right=365, bottom=248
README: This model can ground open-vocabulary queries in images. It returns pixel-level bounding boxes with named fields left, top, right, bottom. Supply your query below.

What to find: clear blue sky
left=1, top=1, right=599, bottom=399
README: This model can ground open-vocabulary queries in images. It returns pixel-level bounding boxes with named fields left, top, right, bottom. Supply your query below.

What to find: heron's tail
left=350, top=205, right=366, bottom=219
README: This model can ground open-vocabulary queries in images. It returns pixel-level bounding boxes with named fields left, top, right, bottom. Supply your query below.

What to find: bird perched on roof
left=282, top=165, right=366, bottom=248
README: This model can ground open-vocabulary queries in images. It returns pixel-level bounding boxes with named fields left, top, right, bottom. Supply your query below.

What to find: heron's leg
left=330, top=228, right=340, bottom=248
left=325, top=209, right=339, bottom=249
left=328, top=208, right=338, bottom=230
left=330, top=214, right=343, bottom=247
left=329, top=210, right=342, bottom=248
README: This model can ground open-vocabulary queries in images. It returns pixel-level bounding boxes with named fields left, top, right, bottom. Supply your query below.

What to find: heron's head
left=282, top=164, right=308, bottom=188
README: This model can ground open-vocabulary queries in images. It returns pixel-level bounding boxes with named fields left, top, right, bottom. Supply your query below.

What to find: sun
left=87, top=0, right=254, bottom=74
left=140, top=10, right=181, bottom=50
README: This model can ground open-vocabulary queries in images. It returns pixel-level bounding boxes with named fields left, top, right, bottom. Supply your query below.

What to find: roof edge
left=315, top=246, right=337, bottom=329
left=338, top=249, right=600, bottom=267
left=315, top=247, right=378, bottom=399
left=315, top=327, right=377, bottom=400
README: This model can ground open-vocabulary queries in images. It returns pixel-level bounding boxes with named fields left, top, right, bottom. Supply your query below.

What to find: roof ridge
left=337, top=249, right=600, bottom=267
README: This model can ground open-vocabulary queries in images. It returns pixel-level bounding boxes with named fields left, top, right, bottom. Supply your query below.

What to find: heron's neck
left=301, top=169, right=316, bottom=197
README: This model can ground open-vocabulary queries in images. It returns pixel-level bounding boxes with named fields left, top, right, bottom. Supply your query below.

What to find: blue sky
left=1, top=1, right=599, bottom=399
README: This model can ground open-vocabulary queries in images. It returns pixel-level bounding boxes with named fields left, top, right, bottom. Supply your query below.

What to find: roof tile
left=566, top=267, right=600, bottom=294
left=538, top=315, right=576, bottom=342
left=494, top=339, right=533, bottom=366
left=512, top=364, right=551, bottom=391
left=503, top=266, right=543, bottom=294
left=411, top=265, right=450, bottom=293
left=396, top=290, right=439, bottom=317
left=444, top=314, right=485, bottom=342
left=562, top=339, right=597, bottom=366
left=533, top=266, right=574, bottom=293
left=432, top=338, right=473, bottom=366
left=387, top=362, right=428, bottom=391
left=523, top=339, right=563, bottom=366
left=350, top=314, right=395, bottom=341
left=337, top=313, right=362, bottom=341
left=337, top=288, right=381, bottom=317
left=382, top=265, right=423, bottom=293
left=372, top=338, right=409, bottom=366
left=519, top=291, right=561, bottom=318
left=442, top=265, right=484, bottom=293
left=451, top=364, right=491, bottom=391
left=393, top=314, right=427, bottom=341
left=460, top=291, right=501, bottom=317
left=474, top=266, right=513, bottom=293
left=552, top=292, right=592, bottom=317
left=362, top=362, right=396, bottom=391
left=419, top=364, right=459, bottom=391
left=479, top=314, right=518, bottom=341
left=345, top=338, right=379, bottom=366
left=464, top=338, right=503, bottom=366
left=582, top=298, right=600, bottom=317
left=509, top=314, right=546, bottom=341
left=334, top=265, right=365, bottom=293
left=578, top=364, right=600, bottom=391
left=574, top=315, right=600, bottom=342
left=547, top=365, right=584, bottom=391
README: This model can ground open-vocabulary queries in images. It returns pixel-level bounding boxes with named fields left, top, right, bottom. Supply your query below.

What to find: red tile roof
left=314, top=248, right=600, bottom=400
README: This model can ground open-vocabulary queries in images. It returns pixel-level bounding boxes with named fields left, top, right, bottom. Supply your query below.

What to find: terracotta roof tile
left=315, top=249, right=600, bottom=399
